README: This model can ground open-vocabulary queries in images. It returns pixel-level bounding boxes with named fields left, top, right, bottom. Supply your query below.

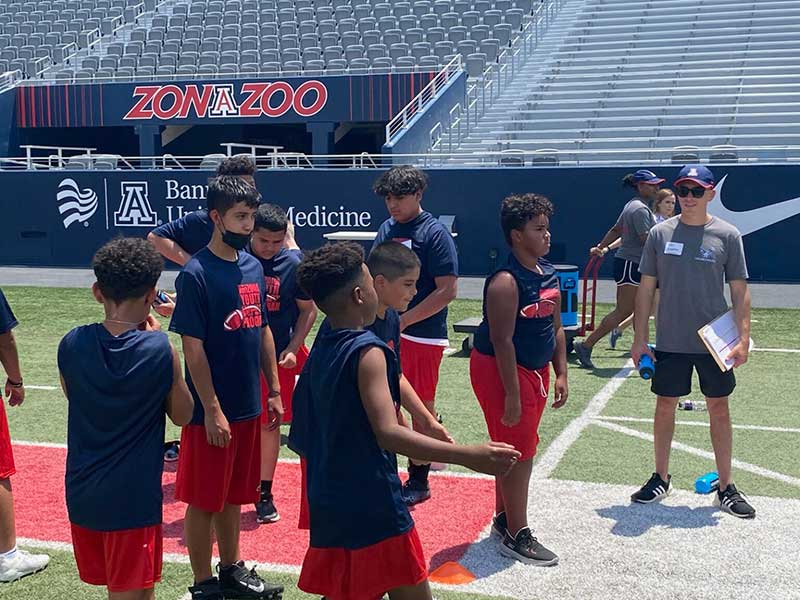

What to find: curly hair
left=217, top=154, right=257, bottom=178
left=92, top=237, right=163, bottom=302
left=254, top=203, right=288, bottom=233
left=500, top=193, right=554, bottom=246
left=297, top=242, right=365, bottom=306
left=373, top=165, right=428, bottom=197
left=367, top=241, right=420, bottom=281
left=207, top=175, right=261, bottom=215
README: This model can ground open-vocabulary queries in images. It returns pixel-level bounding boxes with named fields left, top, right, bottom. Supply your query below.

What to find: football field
left=3, top=286, right=799, bottom=600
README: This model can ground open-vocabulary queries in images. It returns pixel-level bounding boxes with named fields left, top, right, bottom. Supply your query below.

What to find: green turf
left=551, top=423, right=800, bottom=499
left=10, top=547, right=517, bottom=600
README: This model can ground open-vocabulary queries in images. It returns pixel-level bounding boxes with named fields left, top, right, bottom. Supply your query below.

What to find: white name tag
left=664, top=242, right=684, bottom=256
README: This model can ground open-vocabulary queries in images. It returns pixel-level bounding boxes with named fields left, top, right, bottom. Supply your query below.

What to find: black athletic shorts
left=651, top=350, right=736, bottom=398
left=613, top=257, right=641, bottom=286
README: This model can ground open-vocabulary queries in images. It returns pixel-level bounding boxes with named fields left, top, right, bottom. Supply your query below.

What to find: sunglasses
left=675, top=185, right=706, bottom=199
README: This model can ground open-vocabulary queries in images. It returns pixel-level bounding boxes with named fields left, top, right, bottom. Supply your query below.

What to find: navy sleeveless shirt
left=473, top=255, right=559, bottom=371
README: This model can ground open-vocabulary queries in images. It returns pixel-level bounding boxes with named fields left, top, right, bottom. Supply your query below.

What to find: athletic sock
left=0, top=546, right=17, bottom=559
left=260, top=480, right=273, bottom=499
left=408, top=463, right=430, bottom=487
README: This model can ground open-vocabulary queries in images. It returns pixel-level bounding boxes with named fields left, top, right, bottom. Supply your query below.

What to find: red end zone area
left=13, top=443, right=493, bottom=570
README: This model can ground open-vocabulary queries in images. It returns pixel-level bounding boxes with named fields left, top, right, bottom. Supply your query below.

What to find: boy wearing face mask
left=169, top=176, right=283, bottom=600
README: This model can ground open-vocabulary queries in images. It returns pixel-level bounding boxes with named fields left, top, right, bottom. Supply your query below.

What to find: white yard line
left=592, top=419, right=800, bottom=487
left=594, top=415, right=800, bottom=434
left=26, top=385, right=58, bottom=390
left=532, top=360, right=636, bottom=479
left=752, top=347, right=800, bottom=353
left=13, top=439, right=67, bottom=449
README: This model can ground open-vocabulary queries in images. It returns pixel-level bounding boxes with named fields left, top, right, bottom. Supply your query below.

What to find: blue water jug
left=638, top=345, right=656, bottom=379
left=695, top=472, right=719, bottom=494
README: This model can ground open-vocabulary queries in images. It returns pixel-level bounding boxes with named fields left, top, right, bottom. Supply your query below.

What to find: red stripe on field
left=12, top=445, right=493, bottom=570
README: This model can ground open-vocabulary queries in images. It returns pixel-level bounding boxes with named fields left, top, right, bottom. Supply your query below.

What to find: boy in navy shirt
left=169, top=177, right=283, bottom=600
left=290, top=242, right=519, bottom=600
left=471, top=194, right=568, bottom=566
left=371, top=166, right=459, bottom=504
left=148, top=155, right=256, bottom=266
left=58, top=238, right=194, bottom=598
left=0, top=288, right=50, bottom=583
left=247, top=203, right=317, bottom=524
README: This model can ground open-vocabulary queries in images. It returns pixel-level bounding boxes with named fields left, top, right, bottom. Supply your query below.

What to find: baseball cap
left=674, top=164, right=715, bottom=189
left=631, top=169, right=665, bottom=185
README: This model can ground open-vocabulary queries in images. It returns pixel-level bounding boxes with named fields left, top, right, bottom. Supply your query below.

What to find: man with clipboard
left=630, top=165, right=755, bottom=519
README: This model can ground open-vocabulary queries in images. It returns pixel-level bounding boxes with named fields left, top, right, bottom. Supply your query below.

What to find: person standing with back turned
left=630, top=165, right=755, bottom=519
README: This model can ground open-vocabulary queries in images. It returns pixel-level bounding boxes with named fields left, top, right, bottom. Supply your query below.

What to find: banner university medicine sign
left=15, top=72, right=436, bottom=128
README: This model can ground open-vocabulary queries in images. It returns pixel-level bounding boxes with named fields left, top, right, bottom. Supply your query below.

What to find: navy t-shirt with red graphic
left=0, top=287, right=18, bottom=334
left=150, top=210, right=214, bottom=257
left=248, top=247, right=309, bottom=355
left=473, top=255, right=559, bottom=371
left=169, top=247, right=268, bottom=425
left=371, top=211, right=458, bottom=341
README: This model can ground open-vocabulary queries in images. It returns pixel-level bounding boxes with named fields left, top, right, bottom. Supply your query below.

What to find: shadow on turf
left=596, top=503, right=721, bottom=537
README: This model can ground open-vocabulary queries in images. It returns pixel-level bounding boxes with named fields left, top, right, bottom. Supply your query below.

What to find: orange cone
left=428, top=561, right=476, bottom=585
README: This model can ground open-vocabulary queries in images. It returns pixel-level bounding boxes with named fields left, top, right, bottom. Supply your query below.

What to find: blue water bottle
left=638, top=345, right=656, bottom=380
left=695, top=471, right=719, bottom=494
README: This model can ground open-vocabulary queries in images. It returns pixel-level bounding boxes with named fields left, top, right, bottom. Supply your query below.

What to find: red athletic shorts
left=469, top=350, right=549, bottom=461
left=175, top=417, right=260, bottom=513
left=71, top=523, right=162, bottom=592
left=298, top=527, right=427, bottom=600
left=400, top=337, right=446, bottom=403
left=0, top=401, right=15, bottom=479
left=260, top=344, right=309, bottom=425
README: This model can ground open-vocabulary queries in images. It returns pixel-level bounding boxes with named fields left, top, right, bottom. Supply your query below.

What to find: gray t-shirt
left=615, top=197, right=656, bottom=263
left=639, top=216, right=748, bottom=354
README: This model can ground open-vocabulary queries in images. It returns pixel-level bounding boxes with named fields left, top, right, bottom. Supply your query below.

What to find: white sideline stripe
left=594, top=415, right=800, bottom=434
left=592, top=420, right=800, bottom=488
left=532, top=360, right=636, bottom=479
left=13, top=440, right=67, bottom=449
left=753, top=347, right=800, bottom=354
left=27, top=385, right=58, bottom=390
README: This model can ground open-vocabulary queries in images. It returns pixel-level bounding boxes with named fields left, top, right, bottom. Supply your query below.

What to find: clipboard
left=697, top=309, right=753, bottom=372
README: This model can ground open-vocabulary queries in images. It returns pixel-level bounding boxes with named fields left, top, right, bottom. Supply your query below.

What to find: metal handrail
left=385, top=54, right=463, bottom=143
left=2, top=145, right=799, bottom=171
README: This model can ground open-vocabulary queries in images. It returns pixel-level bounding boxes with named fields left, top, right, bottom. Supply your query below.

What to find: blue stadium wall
left=2, top=164, right=800, bottom=282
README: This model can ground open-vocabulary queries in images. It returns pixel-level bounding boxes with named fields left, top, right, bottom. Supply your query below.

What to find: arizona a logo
left=114, top=182, right=158, bottom=227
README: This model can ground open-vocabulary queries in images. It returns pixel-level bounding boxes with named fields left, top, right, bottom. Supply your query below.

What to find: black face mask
left=215, top=218, right=251, bottom=251
left=222, top=229, right=251, bottom=251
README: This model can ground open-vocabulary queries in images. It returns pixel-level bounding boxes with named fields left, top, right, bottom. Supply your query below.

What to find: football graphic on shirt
left=241, top=304, right=263, bottom=322
left=519, top=288, right=559, bottom=319
left=224, top=309, right=244, bottom=331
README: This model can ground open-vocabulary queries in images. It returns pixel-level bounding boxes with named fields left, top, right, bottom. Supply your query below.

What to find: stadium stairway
left=453, top=0, right=800, bottom=164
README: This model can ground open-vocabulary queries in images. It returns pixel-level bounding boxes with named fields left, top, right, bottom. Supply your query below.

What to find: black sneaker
left=402, top=480, right=431, bottom=506
left=500, top=527, right=559, bottom=566
left=631, top=472, right=672, bottom=504
left=188, top=577, right=224, bottom=600
left=217, top=561, right=283, bottom=599
left=491, top=512, right=507, bottom=538
left=164, top=441, right=180, bottom=462
left=714, top=484, right=756, bottom=519
left=255, top=495, right=280, bottom=524
left=573, top=342, right=596, bottom=369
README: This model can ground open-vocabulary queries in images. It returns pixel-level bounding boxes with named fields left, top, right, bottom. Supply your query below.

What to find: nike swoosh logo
left=246, top=582, right=265, bottom=593
left=711, top=175, right=800, bottom=235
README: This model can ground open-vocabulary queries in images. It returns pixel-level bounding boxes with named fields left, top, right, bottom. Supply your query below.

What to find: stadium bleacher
left=454, top=0, right=800, bottom=162
left=0, top=0, right=537, bottom=82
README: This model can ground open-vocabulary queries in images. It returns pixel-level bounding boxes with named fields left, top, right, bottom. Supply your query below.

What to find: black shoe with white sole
left=500, top=527, right=559, bottom=566
left=491, top=511, right=507, bottom=538
left=714, top=484, right=756, bottom=519
left=631, top=472, right=672, bottom=504
left=217, top=561, right=283, bottom=599
left=573, top=342, right=596, bottom=369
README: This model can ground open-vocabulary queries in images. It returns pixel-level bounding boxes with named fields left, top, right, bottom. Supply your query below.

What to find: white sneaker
left=0, top=549, right=50, bottom=582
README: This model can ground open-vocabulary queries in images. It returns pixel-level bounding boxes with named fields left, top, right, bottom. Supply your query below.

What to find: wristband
left=268, top=390, right=281, bottom=398
left=6, top=378, right=23, bottom=388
